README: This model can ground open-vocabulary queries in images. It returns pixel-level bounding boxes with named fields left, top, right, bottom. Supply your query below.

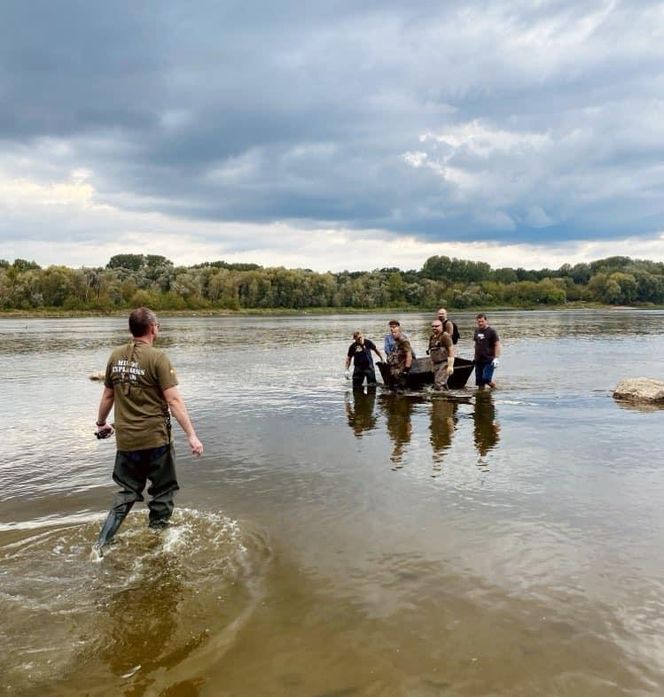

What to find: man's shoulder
left=138, top=343, right=169, bottom=359
left=365, top=338, right=376, bottom=349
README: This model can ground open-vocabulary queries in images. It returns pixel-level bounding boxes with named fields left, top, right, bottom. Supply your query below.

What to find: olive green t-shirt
left=104, top=341, right=179, bottom=451
left=428, top=331, right=453, bottom=363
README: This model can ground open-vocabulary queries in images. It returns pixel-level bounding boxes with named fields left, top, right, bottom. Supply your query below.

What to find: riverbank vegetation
left=1, top=254, right=663, bottom=313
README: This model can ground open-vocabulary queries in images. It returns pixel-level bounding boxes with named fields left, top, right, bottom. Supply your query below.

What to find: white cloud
left=2, top=0, right=664, bottom=264
left=1, top=176, right=93, bottom=208
left=2, top=166, right=664, bottom=272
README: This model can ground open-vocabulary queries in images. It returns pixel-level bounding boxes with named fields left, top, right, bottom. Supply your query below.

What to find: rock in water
left=613, top=378, right=664, bottom=403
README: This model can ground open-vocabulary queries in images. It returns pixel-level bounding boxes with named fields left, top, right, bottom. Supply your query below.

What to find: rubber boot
left=94, top=501, right=134, bottom=552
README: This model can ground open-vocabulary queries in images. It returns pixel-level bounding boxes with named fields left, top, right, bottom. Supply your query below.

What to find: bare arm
left=96, top=386, right=115, bottom=436
left=163, top=386, right=204, bottom=455
left=494, top=340, right=501, bottom=359
left=345, top=355, right=351, bottom=369
left=446, top=344, right=455, bottom=373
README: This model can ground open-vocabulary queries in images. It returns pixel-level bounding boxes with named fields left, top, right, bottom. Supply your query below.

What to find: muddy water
left=1, top=310, right=664, bottom=696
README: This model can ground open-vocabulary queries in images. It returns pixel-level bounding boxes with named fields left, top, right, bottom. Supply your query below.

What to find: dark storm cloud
left=1, top=0, right=663, bottom=248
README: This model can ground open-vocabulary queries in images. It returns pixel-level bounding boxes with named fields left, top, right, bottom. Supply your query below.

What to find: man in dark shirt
left=436, top=307, right=460, bottom=345
left=436, top=308, right=454, bottom=338
left=345, top=330, right=384, bottom=388
left=473, top=313, right=501, bottom=389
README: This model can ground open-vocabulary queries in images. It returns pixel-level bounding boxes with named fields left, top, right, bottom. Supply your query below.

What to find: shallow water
left=1, top=310, right=664, bottom=696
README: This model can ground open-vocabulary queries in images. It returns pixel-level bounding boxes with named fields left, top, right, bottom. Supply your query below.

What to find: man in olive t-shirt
left=428, top=320, right=455, bottom=390
left=93, top=307, right=203, bottom=554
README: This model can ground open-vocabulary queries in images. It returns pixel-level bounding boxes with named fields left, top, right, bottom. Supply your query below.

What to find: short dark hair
left=129, top=307, right=158, bottom=337
left=388, top=320, right=400, bottom=327
left=475, top=312, right=487, bottom=320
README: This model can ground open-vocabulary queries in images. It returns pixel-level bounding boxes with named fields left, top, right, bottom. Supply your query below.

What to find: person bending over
left=345, top=330, right=383, bottom=388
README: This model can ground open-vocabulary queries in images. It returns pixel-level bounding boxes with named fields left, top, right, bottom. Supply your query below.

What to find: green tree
left=107, top=254, right=145, bottom=272
left=12, top=258, right=41, bottom=272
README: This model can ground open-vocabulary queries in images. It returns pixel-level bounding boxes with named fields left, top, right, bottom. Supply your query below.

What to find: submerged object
left=377, top=356, right=475, bottom=390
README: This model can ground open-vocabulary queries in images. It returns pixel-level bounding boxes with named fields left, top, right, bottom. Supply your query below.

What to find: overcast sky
left=1, top=0, right=663, bottom=271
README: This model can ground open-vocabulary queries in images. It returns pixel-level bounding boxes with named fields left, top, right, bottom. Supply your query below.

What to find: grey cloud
left=1, top=0, right=663, bottom=249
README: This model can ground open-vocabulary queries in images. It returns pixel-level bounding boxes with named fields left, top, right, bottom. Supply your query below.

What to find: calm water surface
left=1, top=310, right=664, bottom=696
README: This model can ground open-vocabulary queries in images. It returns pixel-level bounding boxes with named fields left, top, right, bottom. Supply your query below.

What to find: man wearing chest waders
left=93, top=307, right=203, bottom=555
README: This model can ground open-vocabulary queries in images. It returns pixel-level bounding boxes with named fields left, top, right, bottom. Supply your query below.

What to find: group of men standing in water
left=92, top=305, right=500, bottom=555
left=345, top=307, right=501, bottom=391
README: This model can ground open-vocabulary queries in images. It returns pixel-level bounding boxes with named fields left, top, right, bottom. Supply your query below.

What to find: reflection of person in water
left=429, top=399, right=458, bottom=475
left=380, top=394, right=415, bottom=468
left=344, top=387, right=378, bottom=438
left=473, top=391, right=500, bottom=457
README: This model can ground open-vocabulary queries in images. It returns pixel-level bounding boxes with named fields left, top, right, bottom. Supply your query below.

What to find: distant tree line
left=1, top=253, right=664, bottom=312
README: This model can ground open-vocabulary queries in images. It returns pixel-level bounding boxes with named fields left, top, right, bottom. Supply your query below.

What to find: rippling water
left=1, top=310, right=664, bottom=696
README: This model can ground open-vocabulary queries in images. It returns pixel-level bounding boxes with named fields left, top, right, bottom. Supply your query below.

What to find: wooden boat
left=377, top=356, right=475, bottom=390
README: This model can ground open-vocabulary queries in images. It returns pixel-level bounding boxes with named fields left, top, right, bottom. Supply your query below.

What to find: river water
left=1, top=310, right=663, bottom=696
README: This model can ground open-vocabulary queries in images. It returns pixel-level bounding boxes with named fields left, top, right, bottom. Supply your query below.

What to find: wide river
left=1, top=310, right=663, bottom=696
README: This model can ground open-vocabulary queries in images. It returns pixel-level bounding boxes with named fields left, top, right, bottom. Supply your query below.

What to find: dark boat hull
left=377, top=356, right=475, bottom=390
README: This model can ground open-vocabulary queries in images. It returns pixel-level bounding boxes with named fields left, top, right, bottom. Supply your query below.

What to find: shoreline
left=0, top=303, right=660, bottom=320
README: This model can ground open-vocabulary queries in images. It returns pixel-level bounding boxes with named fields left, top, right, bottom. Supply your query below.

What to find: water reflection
left=613, top=399, right=664, bottom=414
left=3, top=313, right=664, bottom=694
left=344, top=387, right=378, bottom=437
left=379, top=394, right=416, bottom=469
left=474, top=391, right=500, bottom=463
left=359, top=390, right=501, bottom=474
left=430, top=398, right=459, bottom=476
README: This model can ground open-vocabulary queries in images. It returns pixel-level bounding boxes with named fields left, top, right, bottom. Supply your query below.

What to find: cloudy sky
left=1, top=0, right=663, bottom=271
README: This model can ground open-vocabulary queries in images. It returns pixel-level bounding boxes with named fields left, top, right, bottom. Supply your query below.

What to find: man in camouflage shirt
left=386, top=321, right=413, bottom=387
left=428, top=319, right=455, bottom=390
